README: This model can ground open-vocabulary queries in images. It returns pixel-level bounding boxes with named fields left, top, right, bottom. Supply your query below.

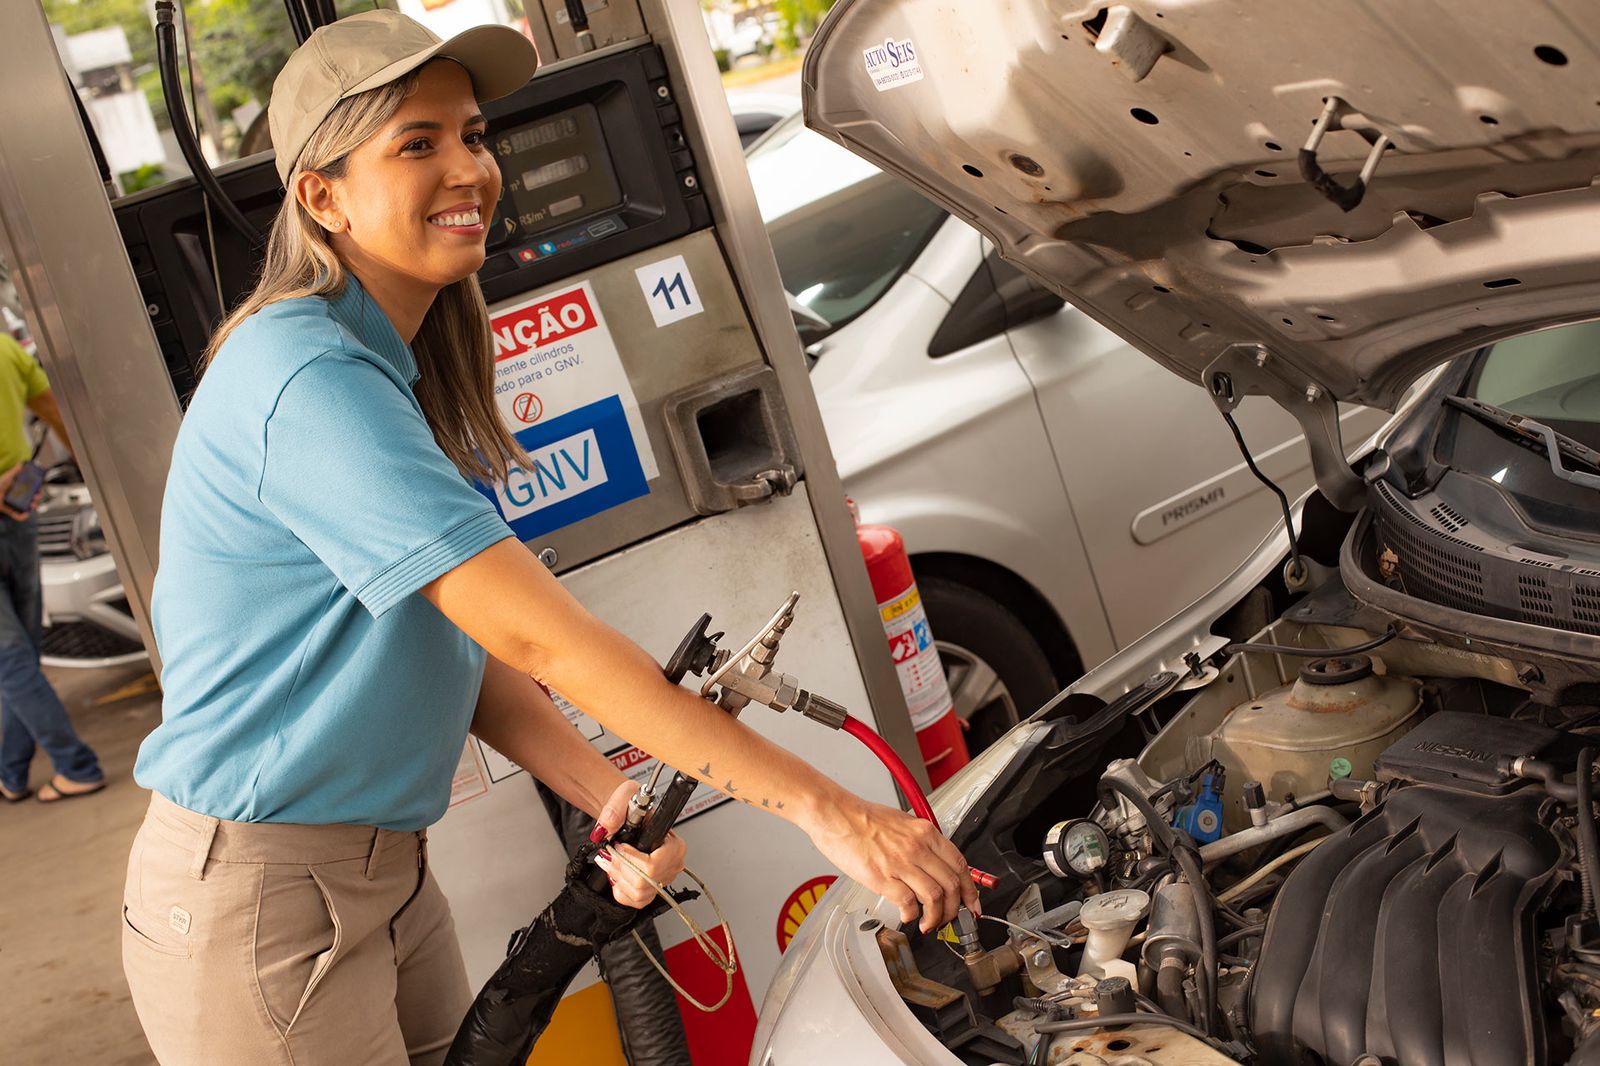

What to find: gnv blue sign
left=477, top=394, right=648, bottom=540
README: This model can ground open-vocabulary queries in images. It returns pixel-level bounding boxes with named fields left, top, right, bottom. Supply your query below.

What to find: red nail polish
left=598, top=849, right=612, bottom=861
left=589, top=823, right=608, bottom=843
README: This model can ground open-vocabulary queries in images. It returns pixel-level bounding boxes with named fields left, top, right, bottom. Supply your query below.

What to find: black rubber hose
left=443, top=877, right=657, bottom=1066
left=154, top=2, right=263, bottom=246
left=1216, top=924, right=1266, bottom=950
left=309, top=0, right=339, bottom=29
left=1154, top=964, right=1188, bottom=1019
left=1035, top=1012, right=1214, bottom=1044
left=542, top=785, right=690, bottom=1066
left=1222, top=625, right=1397, bottom=659
left=1173, top=846, right=1218, bottom=1036
left=1579, top=748, right=1600, bottom=919
left=1098, top=776, right=1177, bottom=856
left=284, top=0, right=311, bottom=44
left=1511, top=756, right=1582, bottom=803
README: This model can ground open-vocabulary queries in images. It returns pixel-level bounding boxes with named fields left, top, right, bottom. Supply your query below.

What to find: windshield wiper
left=784, top=290, right=832, bottom=335
left=1445, top=395, right=1600, bottom=492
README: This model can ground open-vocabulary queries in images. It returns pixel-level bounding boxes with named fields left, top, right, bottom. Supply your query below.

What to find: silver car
left=754, top=1, right=1600, bottom=1064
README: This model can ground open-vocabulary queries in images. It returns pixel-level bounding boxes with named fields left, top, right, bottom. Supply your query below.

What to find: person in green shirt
left=0, top=332, right=103, bottom=803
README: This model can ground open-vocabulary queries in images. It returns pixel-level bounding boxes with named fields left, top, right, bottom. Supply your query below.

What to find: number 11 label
left=635, top=254, right=704, bottom=328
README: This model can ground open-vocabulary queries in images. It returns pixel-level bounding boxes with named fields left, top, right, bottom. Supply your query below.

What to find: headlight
left=70, top=505, right=106, bottom=560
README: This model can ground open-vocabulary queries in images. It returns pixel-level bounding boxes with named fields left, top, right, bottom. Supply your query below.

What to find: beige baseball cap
left=268, top=10, right=538, bottom=183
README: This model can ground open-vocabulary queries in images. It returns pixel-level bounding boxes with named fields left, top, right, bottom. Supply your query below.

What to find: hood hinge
left=1204, top=344, right=1366, bottom=512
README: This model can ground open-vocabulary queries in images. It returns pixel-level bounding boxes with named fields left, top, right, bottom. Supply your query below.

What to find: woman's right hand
left=801, top=790, right=980, bottom=933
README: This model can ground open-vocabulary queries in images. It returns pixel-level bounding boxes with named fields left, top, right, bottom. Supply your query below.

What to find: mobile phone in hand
left=3, top=461, right=45, bottom=514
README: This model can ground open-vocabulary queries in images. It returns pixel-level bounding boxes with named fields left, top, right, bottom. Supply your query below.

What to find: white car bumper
left=40, top=551, right=146, bottom=667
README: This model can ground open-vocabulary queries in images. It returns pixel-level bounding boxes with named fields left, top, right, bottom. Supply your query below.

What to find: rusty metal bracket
left=877, top=927, right=979, bottom=1040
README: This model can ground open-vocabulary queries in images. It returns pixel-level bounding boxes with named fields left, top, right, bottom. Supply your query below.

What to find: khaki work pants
left=122, top=792, right=472, bottom=1065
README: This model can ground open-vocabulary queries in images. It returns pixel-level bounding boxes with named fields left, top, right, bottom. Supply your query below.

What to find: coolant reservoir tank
left=1212, top=655, right=1421, bottom=810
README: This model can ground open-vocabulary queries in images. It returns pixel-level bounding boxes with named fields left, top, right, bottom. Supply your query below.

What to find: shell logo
left=776, top=875, right=837, bottom=952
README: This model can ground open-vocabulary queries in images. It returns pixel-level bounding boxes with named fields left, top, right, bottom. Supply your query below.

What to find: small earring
left=329, top=220, right=342, bottom=231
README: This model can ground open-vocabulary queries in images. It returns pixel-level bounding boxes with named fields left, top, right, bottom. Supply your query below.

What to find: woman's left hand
left=595, top=832, right=687, bottom=909
left=591, top=777, right=688, bottom=909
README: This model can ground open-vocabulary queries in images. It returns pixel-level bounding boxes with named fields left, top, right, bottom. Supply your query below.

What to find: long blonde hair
left=206, top=69, right=524, bottom=482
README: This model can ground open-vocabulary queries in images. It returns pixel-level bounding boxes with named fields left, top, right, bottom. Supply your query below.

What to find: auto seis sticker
left=862, top=36, right=923, bottom=92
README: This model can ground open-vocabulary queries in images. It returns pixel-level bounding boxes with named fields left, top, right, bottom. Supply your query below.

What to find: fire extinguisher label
left=878, top=588, right=956, bottom=730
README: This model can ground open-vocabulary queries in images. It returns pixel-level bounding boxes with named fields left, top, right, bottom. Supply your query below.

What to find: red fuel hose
left=840, top=714, right=997, bottom=888
left=843, top=714, right=940, bottom=826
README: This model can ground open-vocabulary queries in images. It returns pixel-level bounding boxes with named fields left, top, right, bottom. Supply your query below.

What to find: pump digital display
left=521, top=155, right=589, bottom=191
left=491, top=102, right=622, bottom=246
left=505, top=115, right=578, bottom=153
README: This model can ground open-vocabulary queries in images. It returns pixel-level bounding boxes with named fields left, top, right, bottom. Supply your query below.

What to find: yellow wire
left=608, top=850, right=739, bottom=1013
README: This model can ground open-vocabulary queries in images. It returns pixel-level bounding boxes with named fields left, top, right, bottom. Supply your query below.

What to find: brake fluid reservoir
left=1211, top=654, right=1421, bottom=813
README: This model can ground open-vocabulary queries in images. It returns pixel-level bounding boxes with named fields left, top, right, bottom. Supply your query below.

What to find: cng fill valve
left=623, top=592, right=850, bottom=832
left=695, top=592, right=847, bottom=726
left=640, top=592, right=997, bottom=892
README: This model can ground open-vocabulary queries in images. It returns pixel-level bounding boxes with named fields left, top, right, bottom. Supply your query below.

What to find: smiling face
left=296, top=60, right=502, bottom=302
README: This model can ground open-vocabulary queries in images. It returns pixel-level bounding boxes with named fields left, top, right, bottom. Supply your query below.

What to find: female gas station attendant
left=120, top=12, right=979, bottom=1065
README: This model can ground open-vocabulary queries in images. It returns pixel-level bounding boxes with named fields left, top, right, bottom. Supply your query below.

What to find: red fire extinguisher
left=854, top=513, right=971, bottom=789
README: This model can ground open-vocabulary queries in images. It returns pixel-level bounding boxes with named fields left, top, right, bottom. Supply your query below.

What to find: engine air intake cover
left=1250, top=784, right=1559, bottom=1065
left=1374, top=710, right=1578, bottom=796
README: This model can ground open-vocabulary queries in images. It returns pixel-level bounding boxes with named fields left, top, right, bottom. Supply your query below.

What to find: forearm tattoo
left=694, top=762, right=781, bottom=810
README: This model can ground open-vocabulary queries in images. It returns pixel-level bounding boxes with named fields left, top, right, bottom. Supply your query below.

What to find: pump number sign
left=481, top=281, right=659, bottom=539
left=635, top=254, right=704, bottom=328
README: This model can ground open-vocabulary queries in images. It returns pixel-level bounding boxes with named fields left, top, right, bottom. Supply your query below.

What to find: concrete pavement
left=0, top=661, right=160, bottom=1065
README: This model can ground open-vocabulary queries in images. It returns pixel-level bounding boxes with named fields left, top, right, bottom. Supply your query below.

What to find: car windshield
left=746, top=114, right=946, bottom=341
left=1448, top=319, right=1600, bottom=529
left=1472, top=321, right=1600, bottom=445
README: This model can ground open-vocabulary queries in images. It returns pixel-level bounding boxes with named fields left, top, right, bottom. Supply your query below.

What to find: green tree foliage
left=772, top=0, right=834, bottom=51
left=119, top=163, right=167, bottom=193
left=186, top=0, right=300, bottom=119
left=41, top=0, right=155, bottom=65
left=42, top=0, right=382, bottom=149
left=43, top=0, right=171, bottom=127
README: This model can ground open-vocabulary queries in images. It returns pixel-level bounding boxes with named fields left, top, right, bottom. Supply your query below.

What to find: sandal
left=36, top=775, right=106, bottom=803
left=0, top=782, right=32, bottom=803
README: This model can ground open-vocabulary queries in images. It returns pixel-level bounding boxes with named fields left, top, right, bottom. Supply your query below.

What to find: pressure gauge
left=1043, top=818, right=1113, bottom=879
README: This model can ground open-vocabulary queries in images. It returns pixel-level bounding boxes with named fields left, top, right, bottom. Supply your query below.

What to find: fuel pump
left=0, top=2, right=931, bottom=1062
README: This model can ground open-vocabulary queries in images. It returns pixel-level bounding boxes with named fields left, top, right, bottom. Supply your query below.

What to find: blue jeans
left=0, top=515, right=101, bottom=792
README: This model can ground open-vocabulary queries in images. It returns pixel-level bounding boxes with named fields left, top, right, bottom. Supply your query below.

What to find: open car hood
left=803, top=0, right=1600, bottom=442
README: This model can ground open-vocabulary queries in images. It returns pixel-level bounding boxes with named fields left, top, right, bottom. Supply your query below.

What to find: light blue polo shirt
left=135, top=278, right=515, bottom=831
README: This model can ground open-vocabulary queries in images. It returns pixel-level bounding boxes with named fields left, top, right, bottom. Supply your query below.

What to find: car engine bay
left=875, top=611, right=1600, bottom=1065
